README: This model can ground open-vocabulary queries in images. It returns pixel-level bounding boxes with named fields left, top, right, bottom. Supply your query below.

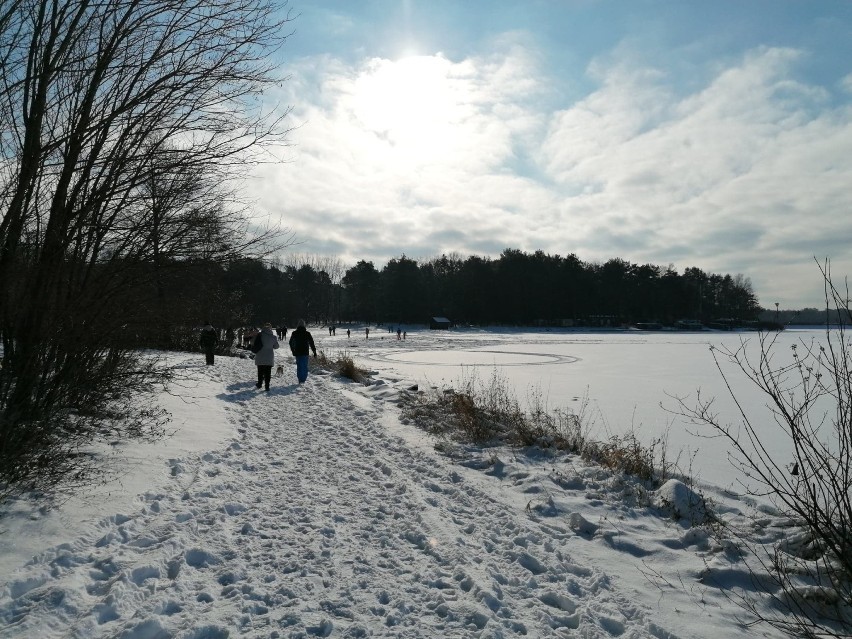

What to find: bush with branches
left=674, top=261, right=852, bottom=637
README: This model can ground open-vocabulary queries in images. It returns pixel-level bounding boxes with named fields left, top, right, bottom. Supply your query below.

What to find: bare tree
left=674, top=261, right=852, bottom=637
left=132, top=144, right=294, bottom=345
left=284, top=253, right=347, bottom=322
left=0, top=0, right=295, bottom=499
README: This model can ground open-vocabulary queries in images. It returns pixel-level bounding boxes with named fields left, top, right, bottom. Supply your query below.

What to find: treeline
left=208, top=249, right=761, bottom=328
left=758, top=307, right=850, bottom=326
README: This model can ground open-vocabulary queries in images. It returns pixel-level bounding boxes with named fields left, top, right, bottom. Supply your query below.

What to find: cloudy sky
left=253, top=0, right=852, bottom=310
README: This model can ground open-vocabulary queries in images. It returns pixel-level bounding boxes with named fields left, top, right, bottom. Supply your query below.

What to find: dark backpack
left=250, top=333, right=263, bottom=353
left=199, top=327, right=217, bottom=348
left=289, top=330, right=308, bottom=356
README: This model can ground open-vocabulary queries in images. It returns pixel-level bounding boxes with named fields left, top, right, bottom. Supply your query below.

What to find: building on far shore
left=429, top=317, right=451, bottom=330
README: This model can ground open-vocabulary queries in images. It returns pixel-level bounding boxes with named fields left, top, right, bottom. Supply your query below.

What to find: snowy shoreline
left=0, top=345, right=799, bottom=638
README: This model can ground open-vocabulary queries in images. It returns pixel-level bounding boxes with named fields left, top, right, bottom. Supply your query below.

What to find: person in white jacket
left=254, top=323, right=279, bottom=391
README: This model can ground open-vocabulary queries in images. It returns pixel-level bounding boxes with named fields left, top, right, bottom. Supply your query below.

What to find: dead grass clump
left=445, top=369, right=525, bottom=444
left=401, top=367, right=675, bottom=487
left=313, top=351, right=368, bottom=383
left=516, top=387, right=590, bottom=452
left=582, top=433, right=666, bottom=482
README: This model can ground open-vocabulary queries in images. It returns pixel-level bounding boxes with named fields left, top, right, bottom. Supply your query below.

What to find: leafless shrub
left=673, top=260, right=852, bottom=637
left=0, top=353, right=170, bottom=503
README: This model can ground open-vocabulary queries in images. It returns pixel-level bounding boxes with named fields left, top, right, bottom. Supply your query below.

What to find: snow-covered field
left=0, top=328, right=820, bottom=638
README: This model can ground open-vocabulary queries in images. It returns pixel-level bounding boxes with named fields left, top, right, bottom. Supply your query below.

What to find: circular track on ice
left=370, top=349, right=580, bottom=367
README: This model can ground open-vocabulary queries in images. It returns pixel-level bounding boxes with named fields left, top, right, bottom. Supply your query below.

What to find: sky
left=253, top=1, right=852, bottom=310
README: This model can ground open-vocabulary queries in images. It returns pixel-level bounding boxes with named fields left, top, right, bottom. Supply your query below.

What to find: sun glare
left=351, top=55, right=465, bottom=165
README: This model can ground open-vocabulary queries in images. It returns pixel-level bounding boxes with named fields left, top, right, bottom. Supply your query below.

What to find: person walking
left=254, top=322, right=279, bottom=391
left=289, top=319, right=317, bottom=384
left=199, top=321, right=219, bottom=365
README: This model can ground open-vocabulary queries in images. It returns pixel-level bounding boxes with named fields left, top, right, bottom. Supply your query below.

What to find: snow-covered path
left=1, top=353, right=787, bottom=638
left=227, top=377, right=629, bottom=637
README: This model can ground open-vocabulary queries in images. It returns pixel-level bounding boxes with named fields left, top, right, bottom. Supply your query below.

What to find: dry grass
left=401, top=368, right=677, bottom=487
left=313, top=350, right=368, bottom=383
left=582, top=432, right=667, bottom=483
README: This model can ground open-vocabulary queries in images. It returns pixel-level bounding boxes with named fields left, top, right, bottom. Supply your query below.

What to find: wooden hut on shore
left=429, top=317, right=451, bottom=330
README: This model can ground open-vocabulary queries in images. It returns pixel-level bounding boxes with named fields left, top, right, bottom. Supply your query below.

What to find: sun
left=351, top=55, right=467, bottom=164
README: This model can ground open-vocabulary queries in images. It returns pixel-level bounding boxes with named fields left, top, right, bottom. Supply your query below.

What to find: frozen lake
left=326, top=326, right=834, bottom=493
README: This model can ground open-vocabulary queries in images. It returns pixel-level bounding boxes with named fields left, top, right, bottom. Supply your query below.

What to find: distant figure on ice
left=289, top=319, right=317, bottom=384
left=397, top=328, right=401, bottom=340
left=403, top=331, right=407, bottom=340
left=254, top=323, right=279, bottom=391
left=199, top=321, right=219, bottom=365
left=365, top=327, right=370, bottom=339
left=347, top=328, right=350, bottom=339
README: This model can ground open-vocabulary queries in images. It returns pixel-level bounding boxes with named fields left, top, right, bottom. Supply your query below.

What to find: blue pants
left=296, top=355, right=309, bottom=383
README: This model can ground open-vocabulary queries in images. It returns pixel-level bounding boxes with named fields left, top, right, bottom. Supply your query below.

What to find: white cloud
left=254, top=41, right=852, bottom=308
left=538, top=46, right=852, bottom=306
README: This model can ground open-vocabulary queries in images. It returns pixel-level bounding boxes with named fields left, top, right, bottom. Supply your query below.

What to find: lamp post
left=775, top=302, right=780, bottom=326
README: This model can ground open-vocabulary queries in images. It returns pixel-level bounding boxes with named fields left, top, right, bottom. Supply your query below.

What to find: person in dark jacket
left=288, top=319, right=317, bottom=384
left=199, top=322, right=219, bottom=365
